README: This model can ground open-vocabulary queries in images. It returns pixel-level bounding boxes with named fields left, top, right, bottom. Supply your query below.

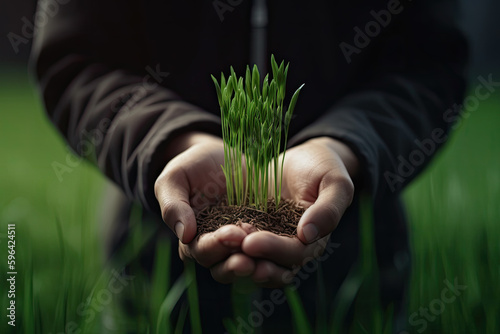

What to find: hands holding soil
left=155, top=132, right=358, bottom=288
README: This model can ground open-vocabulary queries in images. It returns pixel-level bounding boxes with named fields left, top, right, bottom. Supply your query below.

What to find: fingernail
left=174, top=221, right=184, bottom=241
left=302, top=224, right=318, bottom=243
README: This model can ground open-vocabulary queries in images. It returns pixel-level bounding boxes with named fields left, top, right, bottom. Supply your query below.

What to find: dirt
left=196, top=198, right=304, bottom=237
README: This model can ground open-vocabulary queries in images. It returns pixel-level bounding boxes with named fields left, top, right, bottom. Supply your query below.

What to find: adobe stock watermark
left=229, top=239, right=341, bottom=334
left=385, top=73, right=500, bottom=192
left=402, top=277, right=467, bottom=333
left=7, top=0, right=70, bottom=54
left=47, top=268, right=134, bottom=334
left=51, top=65, right=169, bottom=182
left=339, top=0, right=411, bottom=64
left=213, top=0, right=244, bottom=22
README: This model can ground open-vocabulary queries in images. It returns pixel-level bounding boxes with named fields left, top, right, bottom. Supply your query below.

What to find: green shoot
left=211, top=55, right=304, bottom=211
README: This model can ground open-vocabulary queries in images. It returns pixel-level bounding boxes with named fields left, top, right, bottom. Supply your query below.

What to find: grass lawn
left=1, top=66, right=499, bottom=333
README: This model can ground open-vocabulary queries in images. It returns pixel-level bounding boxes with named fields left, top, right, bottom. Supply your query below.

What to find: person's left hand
left=241, top=137, right=359, bottom=287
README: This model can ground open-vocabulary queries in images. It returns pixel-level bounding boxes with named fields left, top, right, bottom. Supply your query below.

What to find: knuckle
left=326, top=203, right=342, bottom=224
left=336, top=174, right=354, bottom=190
left=154, top=157, right=182, bottom=186
left=153, top=176, right=163, bottom=198
left=160, top=200, right=176, bottom=224
left=154, top=166, right=177, bottom=198
left=332, top=174, right=355, bottom=203
left=192, top=254, right=211, bottom=268
left=342, top=177, right=355, bottom=202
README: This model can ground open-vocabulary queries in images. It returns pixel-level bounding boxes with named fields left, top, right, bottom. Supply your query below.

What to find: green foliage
left=285, top=286, right=314, bottom=333
left=211, top=55, right=304, bottom=210
left=186, top=261, right=202, bottom=334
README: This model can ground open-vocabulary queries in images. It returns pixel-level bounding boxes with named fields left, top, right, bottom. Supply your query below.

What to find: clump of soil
left=196, top=198, right=304, bottom=237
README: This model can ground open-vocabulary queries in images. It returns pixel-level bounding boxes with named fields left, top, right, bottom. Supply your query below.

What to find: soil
left=196, top=198, right=304, bottom=237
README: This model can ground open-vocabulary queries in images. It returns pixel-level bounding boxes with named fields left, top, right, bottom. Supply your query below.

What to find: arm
left=31, top=0, right=256, bottom=283
left=288, top=0, right=468, bottom=197
left=30, top=0, right=221, bottom=215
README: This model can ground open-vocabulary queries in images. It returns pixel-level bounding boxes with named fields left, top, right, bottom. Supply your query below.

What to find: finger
left=210, top=253, right=256, bottom=284
left=297, top=173, right=354, bottom=244
left=239, top=222, right=258, bottom=234
left=252, top=260, right=293, bottom=288
left=155, top=166, right=197, bottom=243
left=179, top=224, right=248, bottom=267
left=242, top=231, right=320, bottom=268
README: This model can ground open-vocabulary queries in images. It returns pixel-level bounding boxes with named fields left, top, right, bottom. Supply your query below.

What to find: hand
left=154, top=132, right=256, bottom=282
left=241, top=137, right=358, bottom=287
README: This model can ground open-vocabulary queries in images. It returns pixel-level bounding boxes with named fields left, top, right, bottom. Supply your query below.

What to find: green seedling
left=212, top=55, right=304, bottom=211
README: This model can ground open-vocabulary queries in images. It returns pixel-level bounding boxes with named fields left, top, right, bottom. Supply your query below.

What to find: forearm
left=30, top=0, right=221, bottom=214
left=288, top=0, right=468, bottom=197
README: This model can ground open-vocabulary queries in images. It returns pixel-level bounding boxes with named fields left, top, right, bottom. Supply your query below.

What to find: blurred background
left=0, top=1, right=499, bottom=333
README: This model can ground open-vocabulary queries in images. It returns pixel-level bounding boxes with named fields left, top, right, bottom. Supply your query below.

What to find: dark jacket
left=31, top=0, right=467, bottom=212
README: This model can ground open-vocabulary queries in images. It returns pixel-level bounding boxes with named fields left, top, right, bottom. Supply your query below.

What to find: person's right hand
left=154, top=132, right=256, bottom=283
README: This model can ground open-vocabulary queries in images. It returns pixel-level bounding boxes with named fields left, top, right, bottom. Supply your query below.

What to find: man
left=31, top=0, right=467, bottom=332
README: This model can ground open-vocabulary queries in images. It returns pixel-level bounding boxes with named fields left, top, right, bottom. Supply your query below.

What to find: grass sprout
left=212, top=55, right=304, bottom=211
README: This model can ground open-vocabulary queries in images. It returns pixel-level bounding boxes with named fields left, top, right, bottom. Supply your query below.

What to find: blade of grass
left=156, top=273, right=190, bottom=334
left=315, top=263, right=327, bottom=334
left=150, top=239, right=172, bottom=330
left=24, top=254, right=35, bottom=334
left=329, top=266, right=365, bottom=333
left=174, top=302, right=189, bottom=334
left=285, top=286, right=313, bottom=334
left=186, top=260, right=202, bottom=334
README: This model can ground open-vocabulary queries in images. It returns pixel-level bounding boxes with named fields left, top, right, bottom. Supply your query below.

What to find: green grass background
left=0, top=66, right=499, bottom=333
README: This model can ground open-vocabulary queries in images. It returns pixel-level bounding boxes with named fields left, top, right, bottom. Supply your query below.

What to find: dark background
left=1, top=0, right=499, bottom=77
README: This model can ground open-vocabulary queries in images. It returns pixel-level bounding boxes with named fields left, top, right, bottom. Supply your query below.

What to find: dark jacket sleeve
left=287, top=0, right=468, bottom=198
left=30, top=0, right=221, bottom=214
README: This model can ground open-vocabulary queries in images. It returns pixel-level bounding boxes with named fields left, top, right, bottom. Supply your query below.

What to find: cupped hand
left=241, top=137, right=359, bottom=287
left=154, top=132, right=256, bottom=283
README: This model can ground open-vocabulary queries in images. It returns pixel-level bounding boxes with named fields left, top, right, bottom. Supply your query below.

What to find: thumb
left=297, top=175, right=354, bottom=244
left=154, top=168, right=197, bottom=243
